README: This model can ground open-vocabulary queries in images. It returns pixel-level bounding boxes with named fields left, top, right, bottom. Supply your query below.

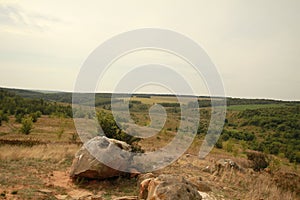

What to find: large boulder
left=138, top=174, right=202, bottom=200
left=70, top=136, right=131, bottom=179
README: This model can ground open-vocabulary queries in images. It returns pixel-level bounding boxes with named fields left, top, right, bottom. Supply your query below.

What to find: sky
left=0, top=0, right=299, bottom=100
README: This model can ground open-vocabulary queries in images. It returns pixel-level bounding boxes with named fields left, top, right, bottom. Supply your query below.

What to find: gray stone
left=138, top=174, right=202, bottom=200
left=70, top=136, right=131, bottom=179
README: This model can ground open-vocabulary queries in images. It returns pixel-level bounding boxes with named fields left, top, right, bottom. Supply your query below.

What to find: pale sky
left=0, top=0, right=299, bottom=100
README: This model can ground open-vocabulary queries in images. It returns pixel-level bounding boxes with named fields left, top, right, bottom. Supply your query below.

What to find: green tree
left=0, top=110, right=7, bottom=126
left=97, top=111, right=139, bottom=145
left=20, top=117, right=33, bottom=135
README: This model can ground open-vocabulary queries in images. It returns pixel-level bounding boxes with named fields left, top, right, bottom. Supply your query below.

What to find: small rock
left=38, top=189, right=52, bottom=194
left=215, top=159, right=243, bottom=174
left=55, top=194, right=70, bottom=200
left=113, top=196, right=137, bottom=200
left=198, top=192, right=217, bottom=200
left=202, top=166, right=216, bottom=174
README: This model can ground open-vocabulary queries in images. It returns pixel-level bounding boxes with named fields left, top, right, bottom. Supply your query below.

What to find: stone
left=70, top=136, right=131, bottom=179
left=188, top=177, right=211, bottom=192
left=215, top=159, right=242, bottom=174
left=198, top=192, right=217, bottom=200
left=55, top=194, right=70, bottom=200
left=138, top=174, right=202, bottom=200
left=38, top=189, right=52, bottom=194
left=137, top=173, right=155, bottom=187
left=113, top=196, right=137, bottom=200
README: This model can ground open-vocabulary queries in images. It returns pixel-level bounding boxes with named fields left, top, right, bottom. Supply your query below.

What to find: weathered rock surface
left=216, top=159, right=241, bottom=170
left=215, top=159, right=243, bottom=175
left=198, top=192, right=217, bottom=200
left=138, top=174, right=202, bottom=200
left=188, top=177, right=212, bottom=192
left=70, top=136, right=131, bottom=179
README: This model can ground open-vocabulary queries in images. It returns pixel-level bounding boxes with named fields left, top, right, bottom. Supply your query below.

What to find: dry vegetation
left=0, top=95, right=299, bottom=199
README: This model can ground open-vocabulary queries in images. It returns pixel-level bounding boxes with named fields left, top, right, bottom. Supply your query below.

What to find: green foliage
left=97, top=111, right=140, bottom=145
left=30, top=111, right=41, bottom=122
left=224, top=105, right=300, bottom=163
left=221, top=130, right=255, bottom=141
left=57, top=118, right=66, bottom=139
left=247, top=151, right=269, bottom=171
left=0, top=110, right=9, bottom=126
left=225, top=140, right=234, bottom=152
left=0, top=89, right=72, bottom=121
left=20, top=117, right=33, bottom=135
left=215, top=138, right=223, bottom=149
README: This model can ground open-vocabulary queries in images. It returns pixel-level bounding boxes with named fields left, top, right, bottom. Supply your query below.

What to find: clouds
left=0, top=0, right=299, bottom=100
left=0, top=3, right=61, bottom=34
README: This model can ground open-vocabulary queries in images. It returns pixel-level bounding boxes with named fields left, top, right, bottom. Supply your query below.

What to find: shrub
left=97, top=111, right=140, bottom=145
left=0, top=110, right=9, bottom=126
left=20, top=117, right=33, bottom=135
left=225, top=140, right=234, bottom=152
left=30, top=111, right=41, bottom=122
left=215, top=138, right=223, bottom=149
left=15, top=113, right=24, bottom=123
left=246, top=151, right=269, bottom=171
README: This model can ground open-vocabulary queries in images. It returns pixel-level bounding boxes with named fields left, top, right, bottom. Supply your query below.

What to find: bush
left=225, top=140, right=234, bottom=152
left=0, top=110, right=9, bottom=126
left=246, top=151, right=269, bottom=171
left=97, top=111, right=140, bottom=145
left=20, top=117, right=33, bottom=135
left=15, top=113, right=24, bottom=123
left=215, top=138, right=223, bottom=149
left=30, top=111, right=41, bottom=122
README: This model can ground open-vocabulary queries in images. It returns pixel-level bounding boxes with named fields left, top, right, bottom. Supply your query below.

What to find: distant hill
left=0, top=87, right=299, bottom=106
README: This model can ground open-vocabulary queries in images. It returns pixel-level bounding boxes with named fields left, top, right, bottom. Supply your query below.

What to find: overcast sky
left=0, top=0, right=299, bottom=100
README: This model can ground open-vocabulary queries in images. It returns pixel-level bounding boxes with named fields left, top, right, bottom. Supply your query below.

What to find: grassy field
left=1, top=115, right=299, bottom=199
left=0, top=89, right=299, bottom=199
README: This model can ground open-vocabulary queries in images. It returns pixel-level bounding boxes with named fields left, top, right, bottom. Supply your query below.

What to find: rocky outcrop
left=216, top=159, right=241, bottom=170
left=215, top=159, right=243, bottom=175
left=138, top=174, right=202, bottom=200
left=188, top=177, right=211, bottom=192
left=202, top=159, right=243, bottom=175
left=69, top=136, right=131, bottom=179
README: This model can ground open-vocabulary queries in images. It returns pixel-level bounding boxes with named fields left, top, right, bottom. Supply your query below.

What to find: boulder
left=138, top=174, right=202, bottom=200
left=70, top=136, right=131, bottom=179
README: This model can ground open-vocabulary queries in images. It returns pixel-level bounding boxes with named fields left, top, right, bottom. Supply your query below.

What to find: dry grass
left=0, top=107, right=299, bottom=199
left=0, top=144, right=79, bottom=161
left=212, top=167, right=297, bottom=200
left=155, top=152, right=299, bottom=200
left=0, top=116, right=78, bottom=143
